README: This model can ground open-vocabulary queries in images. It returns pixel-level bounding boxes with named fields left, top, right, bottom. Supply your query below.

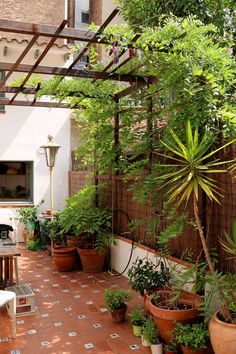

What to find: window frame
left=0, top=71, right=6, bottom=113
left=0, top=161, right=34, bottom=204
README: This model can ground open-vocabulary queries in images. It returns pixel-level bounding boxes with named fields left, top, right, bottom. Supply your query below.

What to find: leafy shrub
left=104, top=288, right=131, bottom=312
left=128, top=258, right=171, bottom=296
left=171, top=322, right=209, bottom=351
left=142, top=316, right=161, bottom=345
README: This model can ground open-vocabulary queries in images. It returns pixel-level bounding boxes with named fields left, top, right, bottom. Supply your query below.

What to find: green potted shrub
left=128, top=257, right=171, bottom=296
left=48, top=212, right=77, bottom=272
left=141, top=316, right=163, bottom=353
left=60, top=185, right=116, bottom=273
left=17, top=200, right=44, bottom=246
left=128, top=305, right=146, bottom=336
left=163, top=343, right=178, bottom=354
left=172, top=322, right=212, bottom=354
left=104, top=288, right=131, bottom=323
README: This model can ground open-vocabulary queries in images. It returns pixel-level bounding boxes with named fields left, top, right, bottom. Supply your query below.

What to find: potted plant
left=104, top=288, right=131, bottom=323
left=60, top=185, right=116, bottom=273
left=46, top=212, right=77, bottom=272
left=128, top=257, right=171, bottom=296
left=141, top=316, right=163, bottom=353
left=146, top=288, right=203, bottom=343
left=128, top=305, right=146, bottom=336
left=17, top=200, right=44, bottom=245
left=163, top=343, right=178, bottom=354
left=171, top=322, right=213, bottom=354
left=154, top=121, right=236, bottom=350
left=207, top=272, right=236, bottom=354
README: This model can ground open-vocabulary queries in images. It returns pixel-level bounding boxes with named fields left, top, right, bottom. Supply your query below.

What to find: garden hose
left=108, top=208, right=135, bottom=277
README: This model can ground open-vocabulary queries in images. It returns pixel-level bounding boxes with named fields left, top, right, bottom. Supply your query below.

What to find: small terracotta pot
left=77, top=247, right=105, bottom=273
left=111, top=304, right=127, bottom=323
left=209, top=311, right=236, bottom=354
left=53, top=246, right=77, bottom=272
left=147, top=289, right=202, bottom=343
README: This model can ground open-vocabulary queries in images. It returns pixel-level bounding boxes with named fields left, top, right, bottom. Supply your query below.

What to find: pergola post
left=114, top=96, right=120, bottom=174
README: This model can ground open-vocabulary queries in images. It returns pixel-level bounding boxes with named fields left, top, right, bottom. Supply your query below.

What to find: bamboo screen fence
left=68, top=159, right=236, bottom=273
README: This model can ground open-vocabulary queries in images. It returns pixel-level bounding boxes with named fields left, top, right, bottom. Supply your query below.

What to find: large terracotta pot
left=67, top=235, right=86, bottom=248
left=147, top=290, right=203, bottom=343
left=111, top=304, right=127, bottom=323
left=181, top=346, right=213, bottom=354
left=21, top=225, right=27, bottom=243
left=209, top=311, right=236, bottom=354
left=66, top=235, right=80, bottom=247
left=53, top=246, right=77, bottom=272
left=77, top=247, right=105, bottom=273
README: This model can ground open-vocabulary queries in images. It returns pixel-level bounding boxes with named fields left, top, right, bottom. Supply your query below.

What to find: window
left=74, top=54, right=89, bottom=70
left=0, top=161, right=33, bottom=203
left=0, top=71, right=5, bottom=113
left=81, top=11, right=89, bottom=24
left=74, top=0, right=90, bottom=29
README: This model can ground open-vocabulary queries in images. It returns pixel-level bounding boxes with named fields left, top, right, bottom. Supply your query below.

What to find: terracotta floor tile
left=0, top=244, right=151, bottom=354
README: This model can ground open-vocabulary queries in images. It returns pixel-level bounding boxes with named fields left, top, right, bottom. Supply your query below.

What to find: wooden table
left=0, top=246, right=21, bottom=288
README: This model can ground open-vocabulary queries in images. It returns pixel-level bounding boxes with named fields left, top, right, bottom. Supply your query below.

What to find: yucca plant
left=155, top=120, right=236, bottom=321
left=220, top=221, right=236, bottom=258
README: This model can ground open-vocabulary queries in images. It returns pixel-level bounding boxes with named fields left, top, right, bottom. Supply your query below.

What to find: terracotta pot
left=209, top=311, right=236, bottom=354
left=147, top=290, right=202, bottom=343
left=77, top=247, right=105, bottom=273
left=67, top=235, right=86, bottom=248
left=181, top=346, right=213, bottom=354
left=111, top=304, right=127, bottom=323
left=53, top=246, right=77, bottom=272
left=164, top=352, right=177, bottom=354
left=22, top=226, right=27, bottom=243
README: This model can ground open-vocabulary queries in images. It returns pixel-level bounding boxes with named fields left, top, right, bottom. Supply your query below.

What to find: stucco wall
left=0, top=0, right=66, bottom=45
left=0, top=39, right=71, bottom=241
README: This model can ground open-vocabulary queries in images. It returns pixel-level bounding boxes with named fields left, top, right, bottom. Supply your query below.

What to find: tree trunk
left=193, top=194, right=233, bottom=322
left=193, top=194, right=215, bottom=274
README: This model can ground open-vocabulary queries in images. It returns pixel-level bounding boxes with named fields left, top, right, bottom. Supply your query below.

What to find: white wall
left=110, top=237, right=194, bottom=292
left=0, top=103, right=70, bottom=212
left=0, top=41, right=71, bottom=240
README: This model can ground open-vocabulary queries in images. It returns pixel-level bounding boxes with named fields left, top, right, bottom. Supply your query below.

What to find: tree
left=155, top=120, right=236, bottom=321
left=117, top=0, right=235, bottom=42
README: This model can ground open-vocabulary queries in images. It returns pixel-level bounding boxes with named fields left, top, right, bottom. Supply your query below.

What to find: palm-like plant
left=220, top=221, right=236, bottom=258
left=155, top=120, right=236, bottom=276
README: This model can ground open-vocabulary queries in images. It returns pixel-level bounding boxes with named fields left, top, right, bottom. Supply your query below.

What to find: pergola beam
left=9, top=19, right=68, bottom=104
left=0, top=98, right=70, bottom=108
left=0, top=33, right=40, bottom=89
left=0, top=18, right=109, bottom=44
left=62, top=9, right=119, bottom=80
left=0, top=62, right=145, bottom=83
left=0, top=85, right=114, bottom=99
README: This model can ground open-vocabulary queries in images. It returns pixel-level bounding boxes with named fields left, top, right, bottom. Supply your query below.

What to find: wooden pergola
left=0, top=9, right=147, bottom=109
